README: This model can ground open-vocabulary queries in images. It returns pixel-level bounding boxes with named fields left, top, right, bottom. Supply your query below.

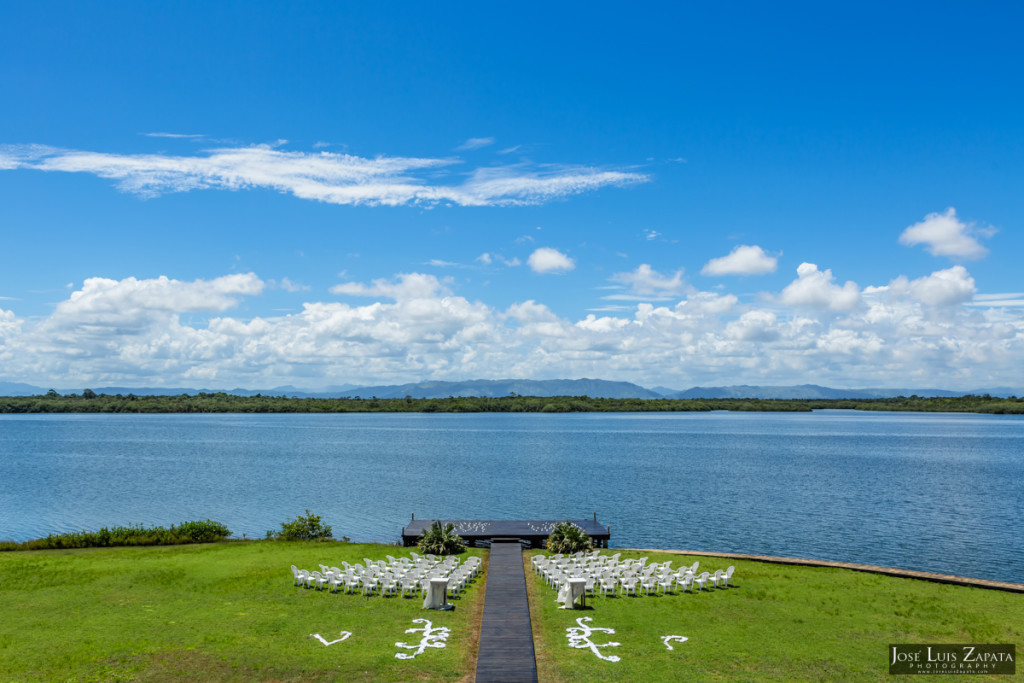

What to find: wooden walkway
left=475, top=540, right=538, bottom=682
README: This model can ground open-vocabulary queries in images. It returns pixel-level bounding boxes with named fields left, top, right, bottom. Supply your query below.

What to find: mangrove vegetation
left=0, top=391, right=1022, bottom=414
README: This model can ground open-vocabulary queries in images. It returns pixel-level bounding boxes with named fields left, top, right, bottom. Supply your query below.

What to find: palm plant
left=417, top=521, right=466, bottom=555
left=545, top=521, right=593, bottom=554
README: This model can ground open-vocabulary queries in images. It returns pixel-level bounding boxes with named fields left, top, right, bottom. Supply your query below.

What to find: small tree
left=417, top=520, right=466, bottom=555
left=273, top=510, right=333, bottom=541
left=546, top=521, right=593, bottom=554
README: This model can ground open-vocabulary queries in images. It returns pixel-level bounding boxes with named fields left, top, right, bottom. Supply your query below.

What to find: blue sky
left=1, top=2, right=1022, bottom=391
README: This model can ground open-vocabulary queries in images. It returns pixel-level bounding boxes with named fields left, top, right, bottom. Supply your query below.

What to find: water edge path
left=475, top=540, right=538, bottom=682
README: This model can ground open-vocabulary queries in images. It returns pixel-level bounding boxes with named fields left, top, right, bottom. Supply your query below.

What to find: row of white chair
left=290, top=554, right=481, bottom=598
left=534, top=552, right=735, bottom=597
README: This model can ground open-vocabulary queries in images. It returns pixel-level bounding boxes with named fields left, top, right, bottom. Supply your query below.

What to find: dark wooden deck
left=402, top=517, right=610, bottom=548
left=475, top=540, right=538, bottom=683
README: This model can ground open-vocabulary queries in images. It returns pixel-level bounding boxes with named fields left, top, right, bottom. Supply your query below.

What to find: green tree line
left=0, top=391, right=1022, bottom=414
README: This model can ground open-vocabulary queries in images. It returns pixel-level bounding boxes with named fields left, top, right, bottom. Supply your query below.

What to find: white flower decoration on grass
left=395, top=618, right=451, bottom=659
left=310, top=630, right=351, bottom=646
left=566, top=616, right=620, bottom=662
left=662, top=635, right=688, bottom=650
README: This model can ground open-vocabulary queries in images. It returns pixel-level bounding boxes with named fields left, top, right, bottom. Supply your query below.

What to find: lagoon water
left=1, top=410, right=1022, bottom=584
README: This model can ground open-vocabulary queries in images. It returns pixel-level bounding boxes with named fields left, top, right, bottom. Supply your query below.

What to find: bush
left=545, top=521, right=593, bottom=554
left=0, top=520, right=232, bottom=551
left=175, top=520, right=232, bottom=542
left=417, top=521, right=466, bottom=556
left=272, top=510, right=333, bottom=541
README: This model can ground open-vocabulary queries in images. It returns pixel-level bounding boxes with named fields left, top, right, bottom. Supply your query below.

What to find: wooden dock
left=475, top=540, right=538, bottom=682
left=402, top=517, right=610, bottom=548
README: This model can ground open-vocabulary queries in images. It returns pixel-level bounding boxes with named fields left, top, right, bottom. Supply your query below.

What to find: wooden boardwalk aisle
left=475, top=541, right=538, bottom=682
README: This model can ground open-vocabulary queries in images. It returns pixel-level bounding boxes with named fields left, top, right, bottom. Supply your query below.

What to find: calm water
left=1, top=411, right=1021, bottom=584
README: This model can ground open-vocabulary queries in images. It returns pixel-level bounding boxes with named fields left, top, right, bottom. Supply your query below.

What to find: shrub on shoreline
left=268, top=509, right=334, bottom=541
left=0, top=519, right=231, bottom=551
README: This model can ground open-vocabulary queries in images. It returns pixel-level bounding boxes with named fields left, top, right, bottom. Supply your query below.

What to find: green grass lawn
left=526, top=550, right=1023, bottom=682
left=0, top=542, right=486, bottom=682
left=3, top=543, right=1021, bottom=682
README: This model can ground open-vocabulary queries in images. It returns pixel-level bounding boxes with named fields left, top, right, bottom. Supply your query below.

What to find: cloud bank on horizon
left=1, top=254, right=1021, bottom=392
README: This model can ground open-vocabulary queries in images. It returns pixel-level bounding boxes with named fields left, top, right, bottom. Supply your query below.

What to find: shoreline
left=626, top=547, right=1024, bottom=593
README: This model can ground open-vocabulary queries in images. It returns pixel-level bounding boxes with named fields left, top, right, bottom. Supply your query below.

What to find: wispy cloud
left=967, top=292, right=1024, bottom=307
left=477, top=253, right=521, bottom=267
left=586, top=305, right=630, bottom=312
left=142, top=132, right=206, bottom=139
left=330, top=272, right=450, bottom=299
left=1, top=143, right=648, bottom=208
left=456, top=137, right=495, bottom=151
left=608, top=264, right=687, bottom=299
left=274, top=277, right=310, bottom=293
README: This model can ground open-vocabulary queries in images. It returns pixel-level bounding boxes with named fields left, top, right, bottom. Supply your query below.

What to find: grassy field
left=2, top=543, right=1021, bottom=681
left=0, top=542, right=487, bottom=682
left=526, top=550, right=1023, bottom=682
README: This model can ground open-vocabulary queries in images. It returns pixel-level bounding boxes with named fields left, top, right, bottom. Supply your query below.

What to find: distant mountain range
left=332, top=378, right=662, bottom=399
left=0, top=379, right=1019, bottom=400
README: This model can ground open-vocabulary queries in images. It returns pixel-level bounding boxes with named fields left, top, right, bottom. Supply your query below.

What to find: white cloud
left=899, top=207, right=993, bottom=260
left=0, top=143, right=648, bottom=208
left=967, top=292, right=1024, bottom=308
left=779, top=263, right=860, bottom=310
left=0, top=307, right=23, bottom=340
left=456, top=137, right=495, bottom=151
left=330, top=273, right=449, bottom=299
left=905, top=266, right=976, bottom=307
left=54, top=274, right=262, bottom=318
left=868, top=267, right=978, bottom=309
left=701, top=244, right=778, bottom=276
left=143, top=132, right=205, bottom=139
left=2, top=267, right=1022, bottom=391
left=528, top=247, right=575, bottom=274
left=459, top=165, right=646, bottom=206
left=608, top=264, right=687, bottom=298
left=725, top=310, right=780, bottom=342
left=477, top=253, right=520, bottom=268
left=274, top=277, right=309, bottom=293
